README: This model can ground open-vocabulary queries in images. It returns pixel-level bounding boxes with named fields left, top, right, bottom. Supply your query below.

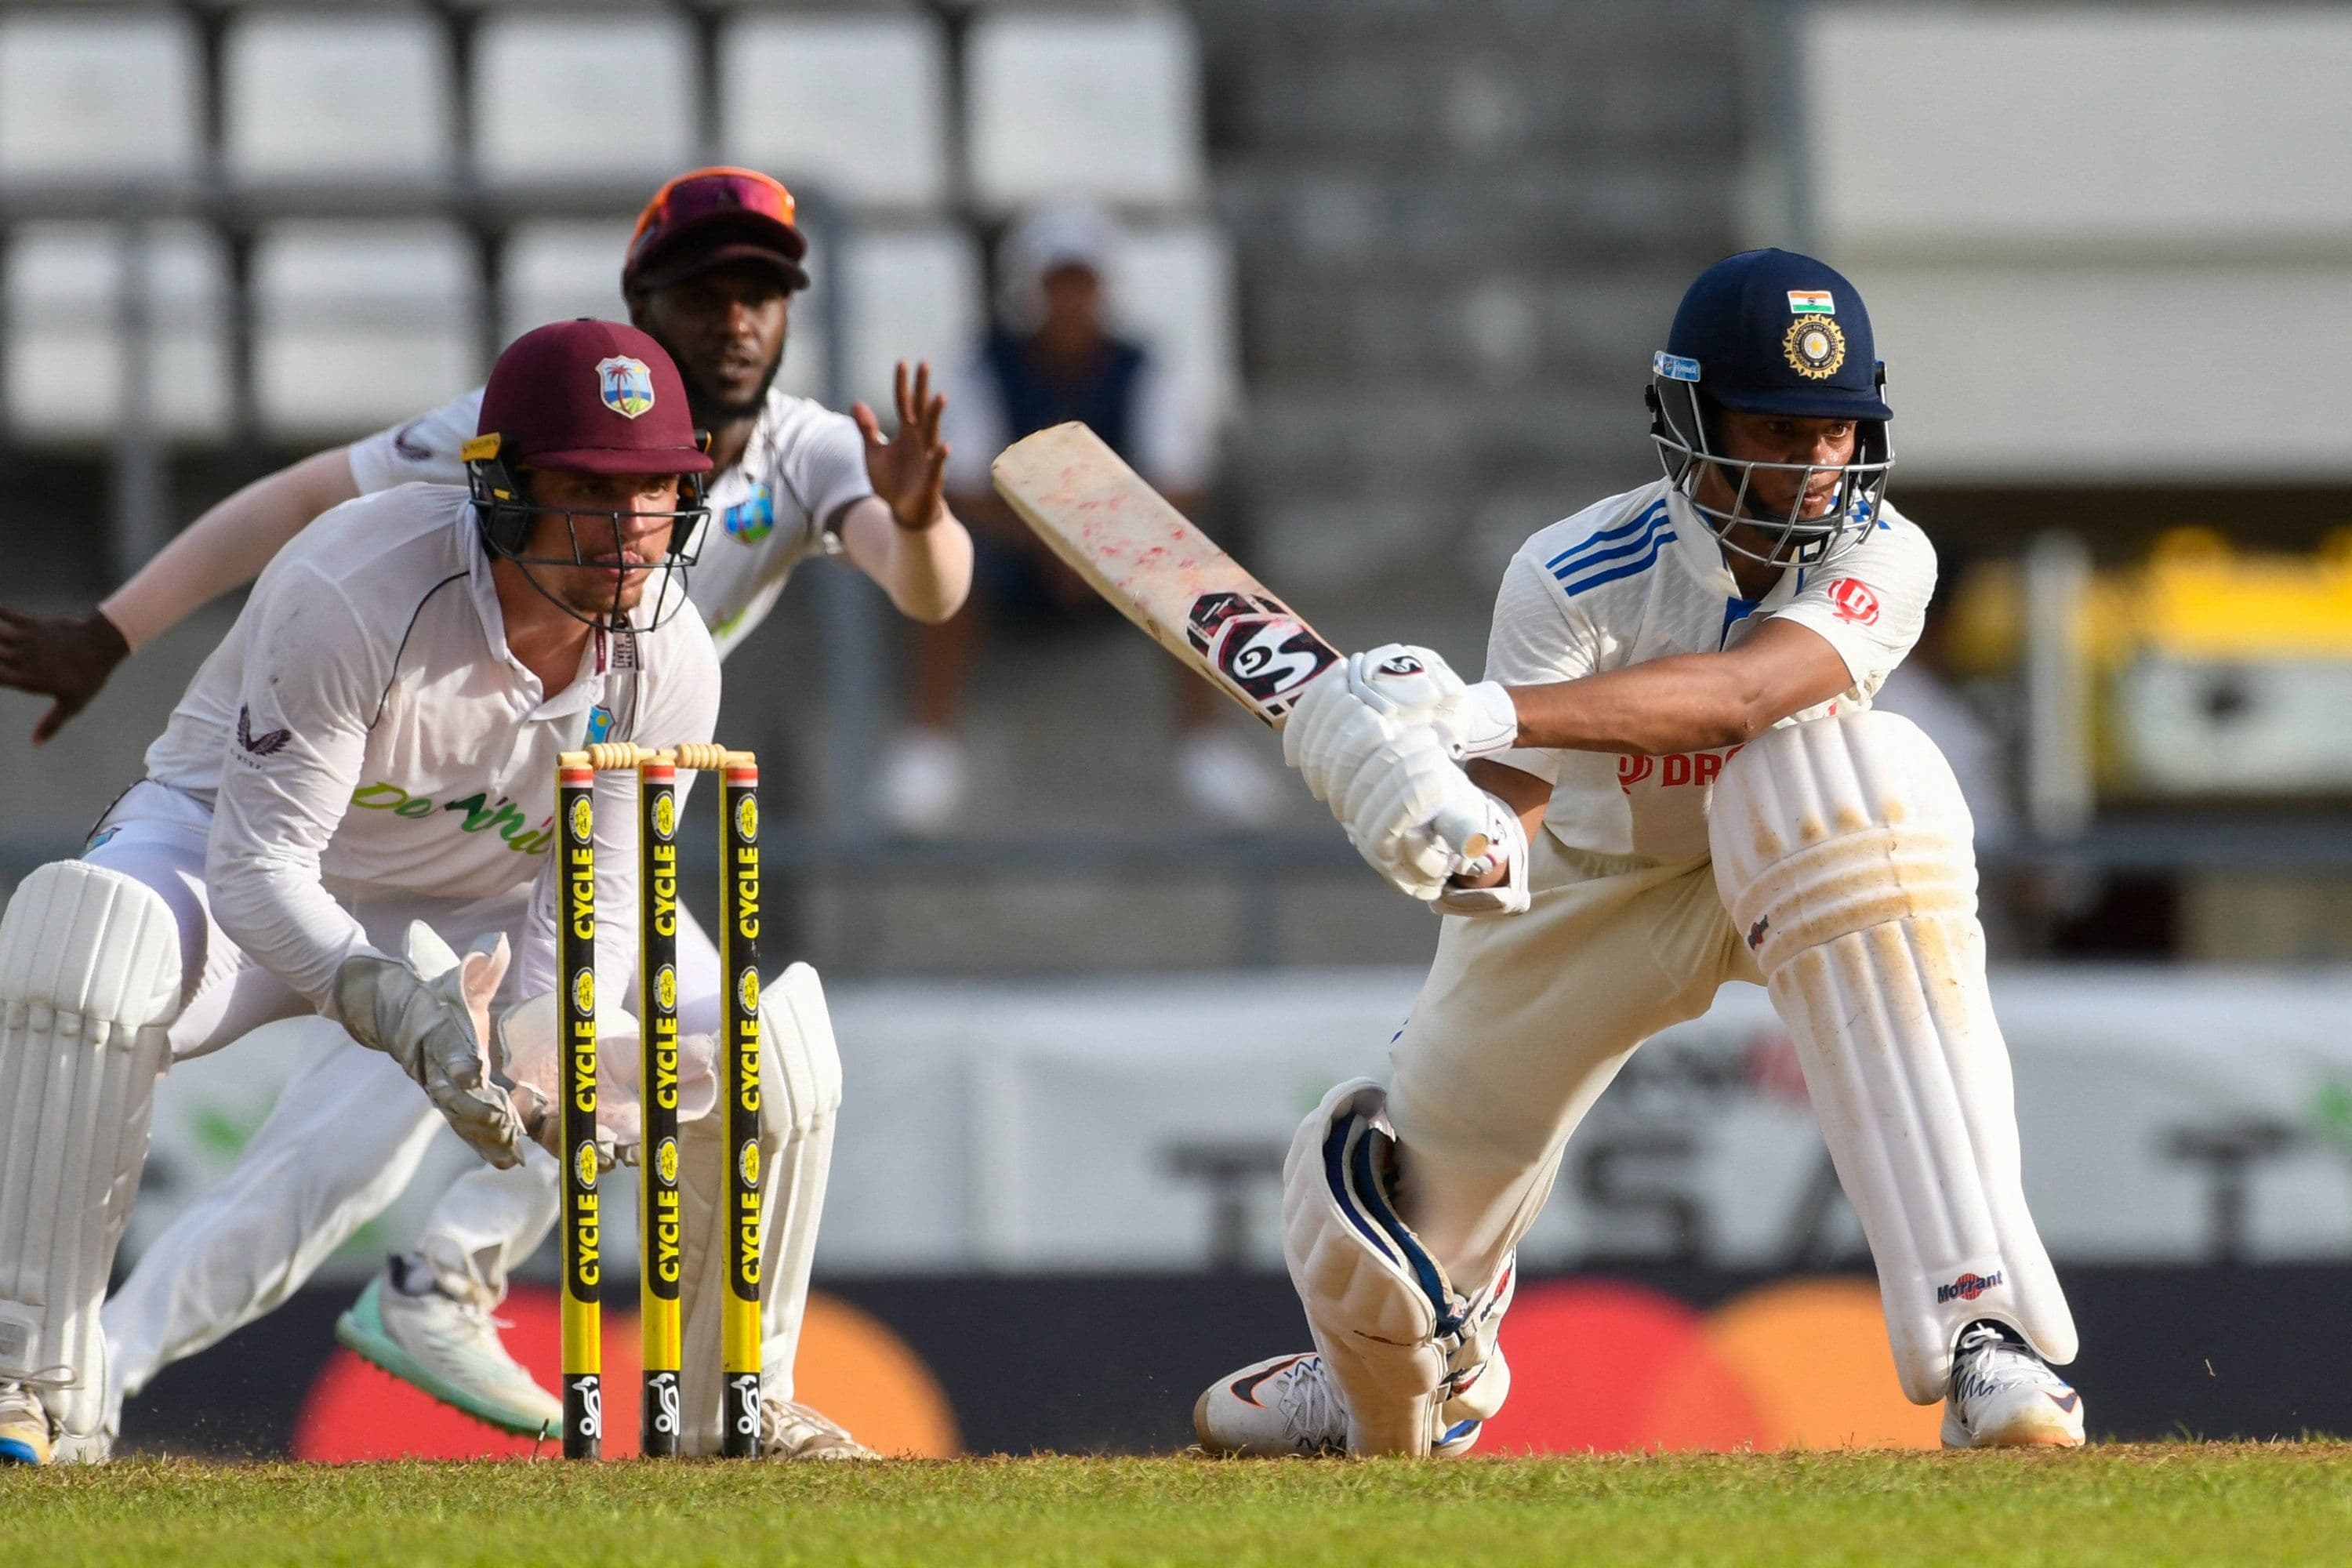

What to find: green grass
left=6, top=1446, right=2350, bottom=1567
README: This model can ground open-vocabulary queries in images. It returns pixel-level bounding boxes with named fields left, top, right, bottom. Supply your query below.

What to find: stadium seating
left=2, top=222, right=231, bottom=441
left=837, top=223, right=984, bottom=412
left=964, top=7, right=1206, bottom=214
left=473, top=11, right=698, bottom=183
left=498, top=219, right=634, bottom=346
left=1105, top=219, right=1240, bottom=455
left=252, top=222, right=483, bottom=435
left=223, top=10, right=455, bottom=181
left=720, top=9, right=951, bottom=212
left=0, top=11, right=201, bottom=181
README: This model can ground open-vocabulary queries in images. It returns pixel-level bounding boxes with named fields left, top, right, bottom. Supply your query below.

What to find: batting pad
left=0, top=861, right=182, bottom=1443
left=1711, top=711, right=2074, bottom=1402
left=1280, top=1079, right=1517, bottom=1455
left=674, top=961, right=840, bottom=1456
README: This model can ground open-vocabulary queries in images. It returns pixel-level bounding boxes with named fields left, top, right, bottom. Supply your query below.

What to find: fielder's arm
left=0, top=447, right=358, bottom=742
left=836, top=360, right=974, bottom=625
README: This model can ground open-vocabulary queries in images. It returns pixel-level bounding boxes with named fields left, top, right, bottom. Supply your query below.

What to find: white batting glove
left=334, top=922, right=524, bottom=1169
left=1314, top=724, right=1513, bottom=902
left=1289, top=644, right=1518, bottom=773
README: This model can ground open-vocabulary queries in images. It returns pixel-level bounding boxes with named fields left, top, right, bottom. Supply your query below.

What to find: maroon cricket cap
left=621, top=166, right=811, bottom=294
left=473, top=320, right=712, bottom=477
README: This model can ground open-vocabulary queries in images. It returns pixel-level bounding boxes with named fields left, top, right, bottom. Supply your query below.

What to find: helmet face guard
left=1647, top=363, right=1893, bottom=570
left=466, top=442, right=709, bottom=633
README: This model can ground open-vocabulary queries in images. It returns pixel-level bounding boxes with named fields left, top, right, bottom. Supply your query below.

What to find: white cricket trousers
left=1385, top=830, right=1763, bottom=1287
left=78, top=782, right=714, bottom=1410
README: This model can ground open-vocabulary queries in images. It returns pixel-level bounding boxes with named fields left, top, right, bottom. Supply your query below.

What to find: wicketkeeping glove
left=334, top=922, right=524, bottom=1169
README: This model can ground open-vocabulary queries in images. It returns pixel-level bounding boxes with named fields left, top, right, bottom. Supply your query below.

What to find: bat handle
left=1428, top=798, right=1494, bottom=876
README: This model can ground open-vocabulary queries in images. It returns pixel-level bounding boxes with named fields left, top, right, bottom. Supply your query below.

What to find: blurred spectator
left=875, top=205, right=1278, bottom=833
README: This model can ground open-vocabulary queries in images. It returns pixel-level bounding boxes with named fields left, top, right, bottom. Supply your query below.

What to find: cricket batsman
left=0, top=169, right=968, bottom=1456
left=0, top=320, right=750, bottom=1463
left=1192, top=249, right=2085, bottom=1456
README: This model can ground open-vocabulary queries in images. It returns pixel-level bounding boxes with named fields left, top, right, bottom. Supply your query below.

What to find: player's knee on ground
left=1710, top=710, right=2075, bottom=1401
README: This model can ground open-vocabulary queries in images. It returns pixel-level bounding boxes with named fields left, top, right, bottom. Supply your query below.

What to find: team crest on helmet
left=1184, top=590, right=1339, bottom=720
left=596, top=356, right=656, bottom=419
left=1784, top=317, right=1846, bottom=379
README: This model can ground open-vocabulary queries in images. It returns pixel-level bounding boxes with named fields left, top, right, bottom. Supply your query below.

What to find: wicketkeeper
left=1193, top=249, right=2085, bottom=1457
left=0, top=321, right=813, bottom=1465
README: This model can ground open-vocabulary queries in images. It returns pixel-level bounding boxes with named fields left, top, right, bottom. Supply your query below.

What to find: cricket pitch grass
left=6, top=1445, right=2348, bottom=1566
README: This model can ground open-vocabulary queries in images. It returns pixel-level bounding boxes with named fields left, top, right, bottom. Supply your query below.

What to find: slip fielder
left=1192, top=249, right=2085, bottom=1457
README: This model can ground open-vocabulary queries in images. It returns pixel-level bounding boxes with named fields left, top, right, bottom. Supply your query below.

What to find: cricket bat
left=992, top=422, right=1490, bottom=861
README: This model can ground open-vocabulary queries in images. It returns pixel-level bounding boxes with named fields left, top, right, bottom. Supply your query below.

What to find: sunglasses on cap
left=631, top=168, right=797, bottom=248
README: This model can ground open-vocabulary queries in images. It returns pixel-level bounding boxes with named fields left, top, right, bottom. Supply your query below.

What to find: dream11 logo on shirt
left=1828, top=578, right=1879, bottom=626
left=1618, top=746, right=1744, bottom=794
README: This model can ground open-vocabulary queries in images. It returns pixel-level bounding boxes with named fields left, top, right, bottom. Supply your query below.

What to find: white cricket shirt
left=1483, top=479, right=1936, bottom=862
left=348, top=381, right=873, bottom=658
left=143, top=483, right=722, bottom=1011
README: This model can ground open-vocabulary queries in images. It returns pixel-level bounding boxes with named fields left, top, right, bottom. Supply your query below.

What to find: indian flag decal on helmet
left=596, top=356, right=656, bottom=419
left=1787, top=290, right=1835, bottom=315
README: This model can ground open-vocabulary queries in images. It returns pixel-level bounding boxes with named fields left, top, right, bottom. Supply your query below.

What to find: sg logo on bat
left=1185, top=591, right=1338, bottom=720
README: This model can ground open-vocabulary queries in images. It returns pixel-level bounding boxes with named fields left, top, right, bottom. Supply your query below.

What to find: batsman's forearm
left=100, top=448, right=361, bottom=650
left=1506, top=655, right=1782, bottom=756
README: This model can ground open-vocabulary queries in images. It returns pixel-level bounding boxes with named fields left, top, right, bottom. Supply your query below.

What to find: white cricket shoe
left=334, top=1258, right=562, bottom=1439
left=1177, top=731, right=1283, bottom=826
left=1941, top=1322, right=2085, bottom=1448
left=1195, top=1352, right=1345, bottom=1456
left=0, top=1381, right=52, bottom=1465
left=760, top=1394, right=879, bottom=1460
left=877, top=729, right=968, bottom=836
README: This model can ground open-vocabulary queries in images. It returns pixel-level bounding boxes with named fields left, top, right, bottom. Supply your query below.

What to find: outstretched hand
left=0, top=606, right=131, bottom=745
left=851, top=360, right=951, bottom=532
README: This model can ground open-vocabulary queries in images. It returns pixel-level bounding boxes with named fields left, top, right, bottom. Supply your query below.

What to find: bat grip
left=1428, top=797, right=1493, bottom=870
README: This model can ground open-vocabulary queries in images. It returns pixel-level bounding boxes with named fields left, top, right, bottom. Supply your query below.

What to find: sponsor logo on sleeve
left=1828, top=577, right=1880, bottom=626
left=236, top=705, right=292, bottom=757
left=1617, top=746, right=1743, bottom=794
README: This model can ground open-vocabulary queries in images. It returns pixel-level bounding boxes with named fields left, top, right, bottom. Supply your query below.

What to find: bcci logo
left=735, top=793, right=758, bottom=844
left=568, top=797, right=593, bottom=843
left=652, top=792, right=676, bottom=839
left=1185, top=590, right=1339, bottom=720
left=739, top=1140, right=760, bottom=1188
left=656, top=1136, right=680, bottom=1185
left=1784, top=317, right=1847, bottom=379
left=573, top=1142, right=599, bottom=1188
left=596, top=356, right=656, bottom=419
left=655, top=964, right=677, bottom=1012
left=736, top=968, right=759, bottom=1017
left=572, top=969, right=596, bottom=1015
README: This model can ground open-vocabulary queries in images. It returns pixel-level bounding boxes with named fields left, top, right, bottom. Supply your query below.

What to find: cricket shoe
left=1192, top=1352, right=1490, bottom=1458
left=1941, top=1321, right=2085, bottom=1448
left=335, top=1257, right=562, bottom=1439
left=0, top=1381, right=52, bottom=1465
left=760, top=1395, right=879, bottom=1460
